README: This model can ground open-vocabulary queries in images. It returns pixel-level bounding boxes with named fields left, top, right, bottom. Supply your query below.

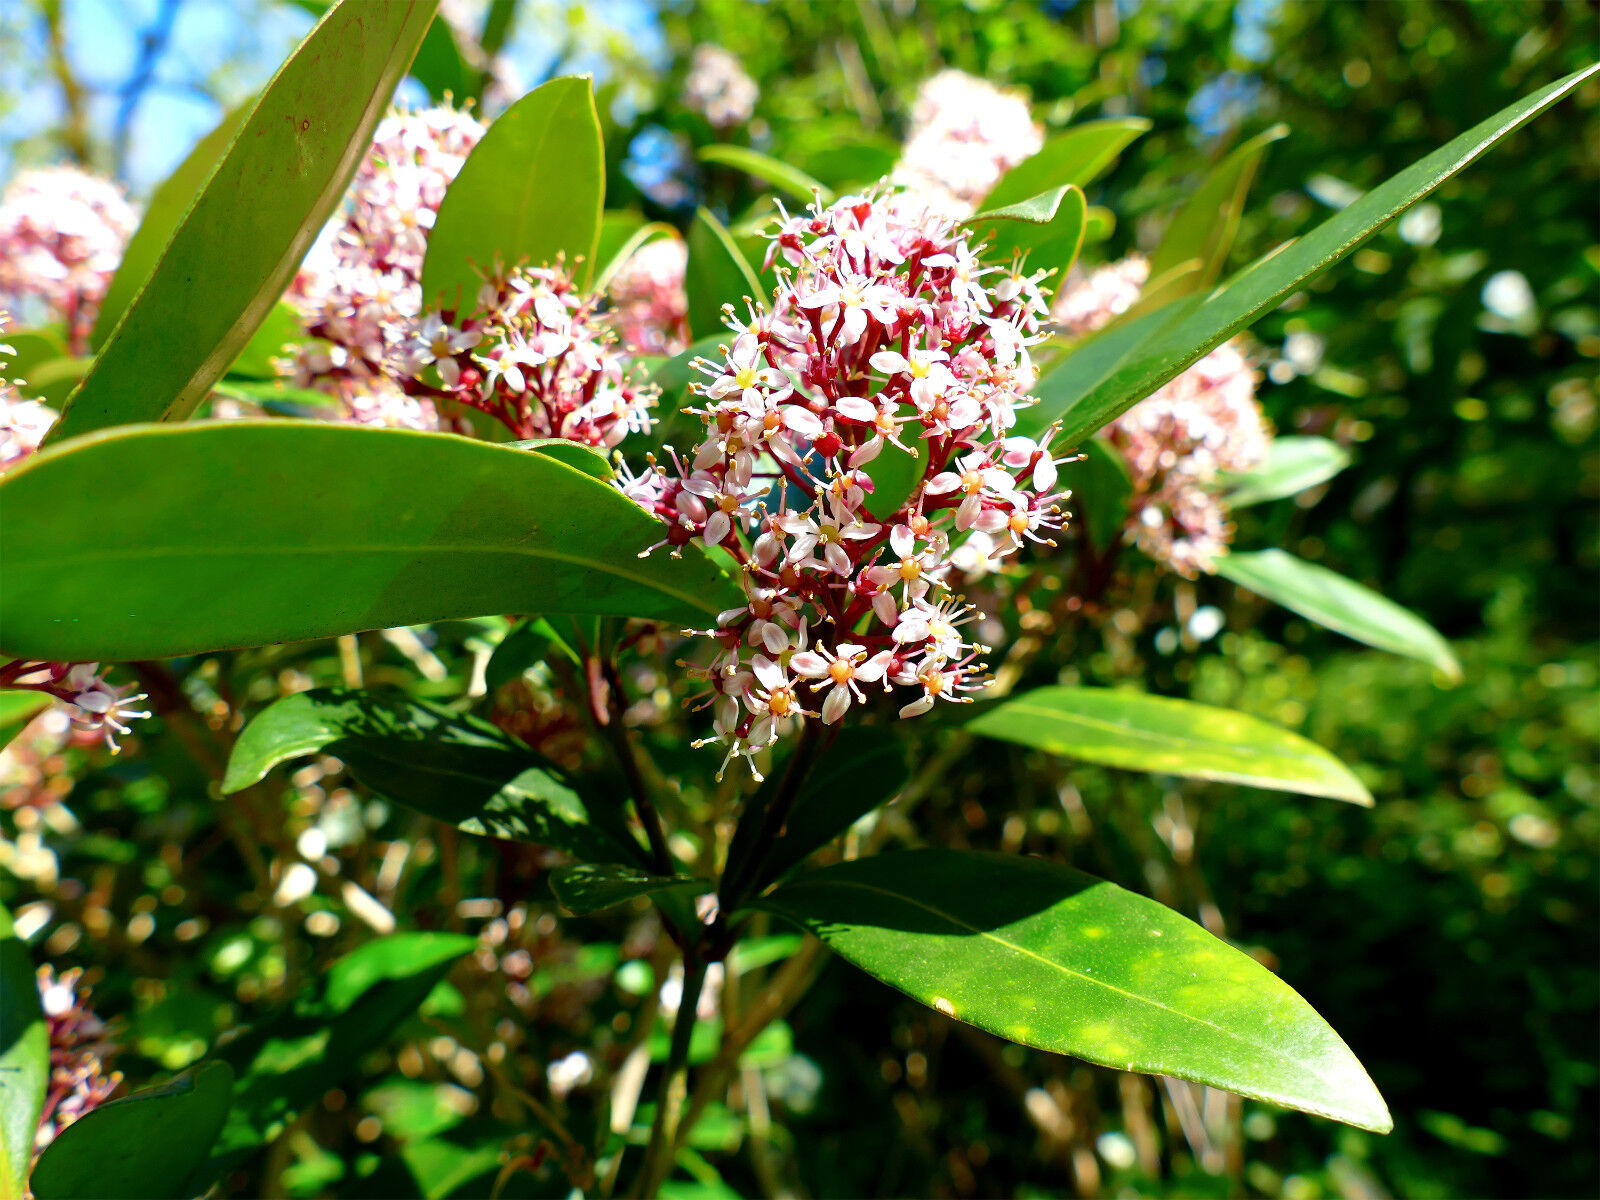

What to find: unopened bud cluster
left=621, top=190, right=1070, bottom=777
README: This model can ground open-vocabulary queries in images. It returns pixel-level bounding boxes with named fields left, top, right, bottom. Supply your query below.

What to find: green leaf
left=1148, top=125, right=1287, bottom=297
left=515, top=437, right=614, bottom=480
left=863, top=440, right=923, bottom=522
left=969, top=186, right=1087, bottom=291
left=0, top=326, right=68, bottom=381
left=983, top=118, right=1151, bottom=210
left=756, top=850, right=1391, bottom=1132
left=1082, top=206, right=1115, bottom=244
left=14, top=357, right=91, bottom=406
left=697, top=145, right=832, bottom=204
left=0, top=690, right=53, bottom=753
left=686, top=207, right=765, bottom=340
left=224, top=689, right=643, bottom=863
left=90, top=106, right=249, bottom=351
left=0, top=422, right=740, bottom=662
left=46, top=0, right=438, bottom=444
left=30, top=1062, right=235, bottom=1200
left=0, top=906, right=46, bottom=1200
left=224, top=299, right=302, bottom=380
left=1071, top=437, right=1132, bottom=551
left=593, top=219, right=681, bottom=292
left=964, top=686, right=1372, bottom=805
left=207, top=933, right=474, bottom=1181
left=408, top=16, right=473, bottom=103
left=550, top=863, right=707, bottom=916
left=748, top=729, right=909, bottom=890
left=1222, top=437, right=1352, bottom=508
left=1039, top=66, right=1597, bottom=449
left=1213, top=550, right=1462, bottom=680
left=485, top=617, right=579, bottom=692
left=422, top=76, right=605, bottom=307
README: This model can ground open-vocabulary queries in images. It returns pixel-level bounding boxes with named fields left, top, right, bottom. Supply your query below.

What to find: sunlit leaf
left=984, top=118, right=1151, bottom=209
left=685, top=207, right=765, bottom=340
left=0, top=906, right=46, bottom=1200
left=1222, top=436, right=1352, bottom=508
left=550, top=864, right=707, bottom=915
left=698, top=145, right=833, bottom=204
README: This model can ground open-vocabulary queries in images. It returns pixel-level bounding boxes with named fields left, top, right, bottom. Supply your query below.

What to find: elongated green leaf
left=423, top=76, right=605, bottom=307
left=409, top=16, right=473, bottom=102
left=863, top=440, right=923, bottom=522
left=972, top=186, right=1088, bottom=290
left=0, top=691, right=52, bottom=753
left=1073, top=438, right=1132, bottom=551
left=90, top=107, right=249, bottom=351
left=983, top=118, right=1151, bottom=210
left=0, top=422, right=739, bottom=662
left=686, top=208, right=765, bottom=340
left=516, top=437, right=614, bottom=479
left=594, top=219, right=681, bottom=292
left=0, top=327, right=67, bottom=381
left=757, top=850, right=1390, bottom=1131
left=224, top=299, right=302, bottom=380
left=14, top=357, right=90, bottom=406
left=30, top=1062, right=234, bottom=1200
left=1043, top=66, right=1596, bottom=448
left=1149, top=125, right=1287, bottom=296
left=550, top=864, right=707, bottom=915
left=698, top=145, right=832, bottom=204
left=965, top=686, right=1371, bottom=804
left=225, top=688, right=643, bottom=863
left=1222, top=437, right=1351, bottom=508
left=207, top=933, right=474, bottom=1182
left=1213, top=550, right=1461, bottom=680
left=485, top=617, right=579, bottom=692
left=46, top=1, right=437, bottom=444
left=0, top=906, right=46, bottom=1200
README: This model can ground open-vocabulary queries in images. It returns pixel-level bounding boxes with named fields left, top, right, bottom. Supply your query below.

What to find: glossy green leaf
left=863, top=440, right=923, bottom=522
left=516, top=436, right=614, bottom=479
left=1039, top=66, right=1596, bottom=449
left=89, top=107, right=249, bottom=351
left=698, top=145, right=832, bottom=204
left=225, top=689, right=643, bottom=863
left=15, top=357, right=91, bottom=406
left=46, top=1, right=437, bottom=444
left=408, top=16, right=473, bottom=103
left=971, top=186, right=1087, bottom=288
left=983, top=118, right=1151, bottom=210
left=1082, top=206, right=1115, bottom=244
left=0, top=691, right=53, bottom=753
left=224, top=299, right=302, bottom=380
left=207, top=933, right=474, bottom=1182
left=686, top=207, right=765, bottom=340
left=485, top=617, right=579, bottom=692
left=756, top=850, right=1391, bottom=1132
left=30, top=1061, right=235, bottom=1200
left=0, top=326, right=67, bottom=381
left=1213, top=550, right=1462, bottom=680
left=965, top=685, right=1372, bottom=804
left=0, top=422, right=740, bottom=662
left=1149, top=125, right=1287, bottom=297
left=741, top=729, right=910, bottom=891
left=1072, top=438, right=1133, bottom=551
left=0, top=906, right=46, bottom=1200
left=550, top=863, right=707, bottom=915
left=593, top=218, right=681, bottom=292
left=1222, top=436, right=1352, bottom=508
left=423, top=76, right=605, bottom=307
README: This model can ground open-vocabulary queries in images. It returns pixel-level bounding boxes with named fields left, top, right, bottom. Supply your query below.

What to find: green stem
left=632, top=956, right=708, bottom=1198
left=598, top=656, right=674, bottom=874
left=720, top=719, right=832, bottom=911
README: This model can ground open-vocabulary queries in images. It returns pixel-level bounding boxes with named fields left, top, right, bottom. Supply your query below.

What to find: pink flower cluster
left=620, top=190, right=1069, bottom=777
left=287, top=105, right=485, bottom=429
left=0, top=660, right=150, bottom=754
left=682, top=45, right=760, bottom=129
left=606, top=237, right=690, bottom=356
left=0, top=166, right=137, bottom=351
left=1051, top=255, right=1271, bottom=576
left=34, top=966, right=122, bottom=1154
left=402, top=264, right=659, bottom=447
left=1, top=319, right=57, bottom=471
left=891, top=70, right=1044, bottom=217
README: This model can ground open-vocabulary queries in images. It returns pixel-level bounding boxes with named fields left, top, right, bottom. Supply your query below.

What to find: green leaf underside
left=90, top=105, right=250, bottom=350
left=1072, top=438, right=1133, bottom=551
left=1222, top=436, right=1352, bottom=508
left=423, top=75, right=605, bottom=306
left=757, top=851, right=1391, bottom=1132
left=0, top=906, right=47, bottom=1200
left=0, top=422, right=739, bottom=662
left=971, top=186, right=1088, bottom=279
left=208, top=933, right=474, bottom=1181
left=46, top=0, right=437, bottom=443
left=686, top=207, right=765, bottom=341
left=0, top=690, right=53, bottom=754
left=484, top=617, right=578, bottom=692
left=1148, top=125, right=1288, bottom=297
left=30, top=1062, right=235, bottom=1200
left=225, top=689, right=643, bottom=864
left=1036, top=66, right=1597, bottom=448
left=697, top=145, right=833, bottom=204
left=965, top=686, right=1372, bottom=805
left=1214, top=550, right=1462, bottom=680
left=983, top=119, right=1151, bottom=210
left=550, top=863, right=707, bottom=915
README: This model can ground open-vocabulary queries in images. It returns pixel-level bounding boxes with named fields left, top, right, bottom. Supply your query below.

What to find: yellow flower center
left=827, top=659, right=855, bottom=685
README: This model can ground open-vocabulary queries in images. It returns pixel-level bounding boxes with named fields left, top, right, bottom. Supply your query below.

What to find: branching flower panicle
left=891, top=70, right=1044, bottom=217
left=0, top=660, right=150, bottom=754
left=607, top=236, right=690, bottom=356
left=34, top=966, right=122, bottom=1154
left=623, top=189, right=1069, bottom=777
left=0, top=167, right=136, bottom=352
left=682, top=45, right=760, bottom=129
